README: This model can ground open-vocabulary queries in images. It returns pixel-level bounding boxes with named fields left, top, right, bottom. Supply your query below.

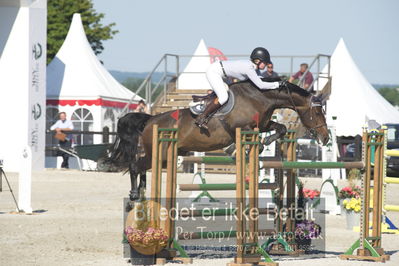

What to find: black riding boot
left=195, top=100, right=221, bottom=129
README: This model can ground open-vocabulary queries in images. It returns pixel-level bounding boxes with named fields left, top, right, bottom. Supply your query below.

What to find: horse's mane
left=231, top=78, right=311, bottom=97
left=278, top=82, right=311, bottom=97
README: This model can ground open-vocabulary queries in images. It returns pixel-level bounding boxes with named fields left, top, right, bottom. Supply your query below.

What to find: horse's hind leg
left=128, top=162, right=140, bottom=201
left=137, top=157, right=148, bottom=197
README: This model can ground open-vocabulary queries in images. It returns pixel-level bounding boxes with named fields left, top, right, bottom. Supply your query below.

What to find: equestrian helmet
left=250, top=47, right=272, bottom=64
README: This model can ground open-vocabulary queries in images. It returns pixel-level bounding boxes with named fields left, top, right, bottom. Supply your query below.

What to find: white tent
left=323, top=39, right=399, bottom=136
left=177, top=39, right=212, bottom=90
left=46, top=13, right=141, bottom=144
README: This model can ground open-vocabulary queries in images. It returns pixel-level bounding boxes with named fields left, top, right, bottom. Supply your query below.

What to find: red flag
left=208, top=47, right=228, bottom=63
left=252, top=112, right=259, bottom=128
left=170, top=110, right=180, bottom=122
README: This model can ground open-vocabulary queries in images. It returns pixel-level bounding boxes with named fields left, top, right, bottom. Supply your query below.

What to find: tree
left=47, top=0, right=118, bottom=64
left=378, top=87, right=399, bottom=106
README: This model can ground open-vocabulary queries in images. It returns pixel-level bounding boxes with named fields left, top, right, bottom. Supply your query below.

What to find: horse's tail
left=107, top=112, right=152, bottom=170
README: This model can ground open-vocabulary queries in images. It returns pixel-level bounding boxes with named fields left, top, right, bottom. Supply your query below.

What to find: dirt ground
left=1, top=169, right=399, bottom=266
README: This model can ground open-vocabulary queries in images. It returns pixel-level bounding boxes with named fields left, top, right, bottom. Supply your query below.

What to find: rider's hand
left=278, top=80, right=287, bottom=88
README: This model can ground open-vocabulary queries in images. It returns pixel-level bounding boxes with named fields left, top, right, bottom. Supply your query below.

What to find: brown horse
left=109, top=81, right=330, bottom=200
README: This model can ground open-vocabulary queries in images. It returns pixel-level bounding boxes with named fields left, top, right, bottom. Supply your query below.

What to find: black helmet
left=250, top=47, right=272, bottom=64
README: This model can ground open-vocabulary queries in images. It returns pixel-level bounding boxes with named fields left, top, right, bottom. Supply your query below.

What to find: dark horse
left=109, top=81, right=330, bottom=200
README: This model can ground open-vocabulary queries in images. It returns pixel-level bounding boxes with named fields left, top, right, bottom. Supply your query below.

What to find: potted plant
left=125, top=225, right=168, bottom=255
left=302, top=188, right=321, bottom=208
left=338, top=185, right=361, bottom=216
left=295, top=220, right=322, bottom=252
left=342, top=197, right=361, bottom=229
left=124, top=200, right=169, bottom=255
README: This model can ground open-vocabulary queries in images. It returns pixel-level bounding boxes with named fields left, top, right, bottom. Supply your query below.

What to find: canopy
left=323, top=39, right=399, bottom=136
left=47, top=13, right=141, bottom=107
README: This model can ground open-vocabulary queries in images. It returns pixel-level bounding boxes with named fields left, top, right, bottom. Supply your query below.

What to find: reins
left=283, top=83, right=327, bottom=141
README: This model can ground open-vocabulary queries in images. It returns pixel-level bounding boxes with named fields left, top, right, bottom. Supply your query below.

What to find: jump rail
left=179, top=183, right=278, bottom=191
left=181, top=156, right=364, bottom=169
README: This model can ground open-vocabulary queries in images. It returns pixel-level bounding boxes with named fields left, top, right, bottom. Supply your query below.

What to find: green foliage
left=378, top=87, right=399, bottom=106
left=47, top=0, right=118, bottom=64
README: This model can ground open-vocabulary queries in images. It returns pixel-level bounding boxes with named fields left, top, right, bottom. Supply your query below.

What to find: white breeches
left=206, top=62, right=229, bottom=105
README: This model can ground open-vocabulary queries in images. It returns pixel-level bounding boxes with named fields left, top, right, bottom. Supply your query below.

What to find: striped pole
left=385, top=177, right=399, bottom=184
left=386, top=150, right=399, bottom=157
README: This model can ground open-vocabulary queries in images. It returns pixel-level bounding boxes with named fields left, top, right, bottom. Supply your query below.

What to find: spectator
left=261, top=63, right=279, bottom=79
left=289, top=63, right=314, bottom=90
left=50, top=112, right=74, bottom=169
left=134, top=100, right=149, bottom=114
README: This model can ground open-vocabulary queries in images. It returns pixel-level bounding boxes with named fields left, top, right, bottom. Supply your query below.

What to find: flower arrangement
left=343, top=197, right=361, bottom=213
left=302, top=188, right=320, bottom=199
left=124, top=200, right=169, bottom=255
left=338, top=186, right=361, bottom=199
left=125, top=226, right=168, bottom=249
left=295, top=220, right=321, bottom=240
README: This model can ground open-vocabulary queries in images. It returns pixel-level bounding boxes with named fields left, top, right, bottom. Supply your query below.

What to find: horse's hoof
left=224, top=144, right=236, bottom=156
left=129, top=191, right=140, bottom=201
left=263, top=135, right=279, bottom=146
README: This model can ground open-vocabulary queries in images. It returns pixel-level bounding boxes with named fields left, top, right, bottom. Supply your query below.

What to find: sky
left=92, top=0, right=399, bottom=85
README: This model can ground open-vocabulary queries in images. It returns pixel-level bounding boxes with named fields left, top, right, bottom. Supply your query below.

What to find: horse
left=109, top=81, right=330, bottom=200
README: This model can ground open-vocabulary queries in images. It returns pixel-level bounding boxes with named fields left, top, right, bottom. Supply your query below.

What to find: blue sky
left=92, top=0, right=399, bottom=84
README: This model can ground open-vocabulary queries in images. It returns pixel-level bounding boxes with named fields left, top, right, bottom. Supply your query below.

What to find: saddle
left=192, top=91, right=217, bottom=103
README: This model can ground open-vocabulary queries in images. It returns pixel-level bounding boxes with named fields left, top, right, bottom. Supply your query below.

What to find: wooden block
left=156, top=248, right=177, bottom=259
left=339, top=254, right=390, bottom=262
left=268, top=249, right=303, bottom=256
left=357, top=248, right=386, bottom=257
left=155, top=258, right=166, bottom=265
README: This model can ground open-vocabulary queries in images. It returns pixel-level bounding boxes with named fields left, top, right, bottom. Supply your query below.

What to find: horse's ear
left=316, top=78, right=332, bottom=104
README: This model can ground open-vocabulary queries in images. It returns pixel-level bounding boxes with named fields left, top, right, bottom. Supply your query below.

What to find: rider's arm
left=247, top=68, right=279, bottom=90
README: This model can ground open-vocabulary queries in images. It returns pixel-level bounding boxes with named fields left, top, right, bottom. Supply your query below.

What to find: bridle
left=283, top=83, right=327, bottom=141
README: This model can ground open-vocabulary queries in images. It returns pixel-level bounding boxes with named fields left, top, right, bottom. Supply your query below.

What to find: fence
left=120, top=53, right=331, bottom=115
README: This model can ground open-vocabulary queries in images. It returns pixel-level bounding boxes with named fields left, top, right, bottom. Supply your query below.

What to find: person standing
left=289, top=63, right=314, bottom=90
left=261, top=63, right=279, bottom=79
left=50, top=112, right=74, bottom=169
left=134, top=100, right=149, bottom=114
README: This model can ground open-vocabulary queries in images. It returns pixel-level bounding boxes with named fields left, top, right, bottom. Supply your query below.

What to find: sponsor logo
left=32, top=103, right=42, bottom=120
left=30, top=125, right=39, bottom=152
left=32, top=43, right=42, bottom=60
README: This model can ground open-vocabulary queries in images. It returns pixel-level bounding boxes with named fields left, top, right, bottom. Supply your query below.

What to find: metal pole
left=163, top=55, right=168, bottom=104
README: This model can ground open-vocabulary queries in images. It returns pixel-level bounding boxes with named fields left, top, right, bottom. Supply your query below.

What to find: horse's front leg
left=262, top=121, right=287, bottom=146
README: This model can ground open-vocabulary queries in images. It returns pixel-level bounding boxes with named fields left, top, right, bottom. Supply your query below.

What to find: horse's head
left=282, top=82, right=330, bottom=145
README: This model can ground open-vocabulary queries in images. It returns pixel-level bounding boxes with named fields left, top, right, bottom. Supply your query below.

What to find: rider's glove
left=278, top=80, right=287, bottom=88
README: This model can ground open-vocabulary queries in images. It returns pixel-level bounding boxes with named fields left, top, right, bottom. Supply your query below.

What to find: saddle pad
left=189, top=90, right=235, bottom=116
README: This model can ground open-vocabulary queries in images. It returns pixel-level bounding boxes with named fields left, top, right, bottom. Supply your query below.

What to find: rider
left=195, top=47, right=282, bottom=129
